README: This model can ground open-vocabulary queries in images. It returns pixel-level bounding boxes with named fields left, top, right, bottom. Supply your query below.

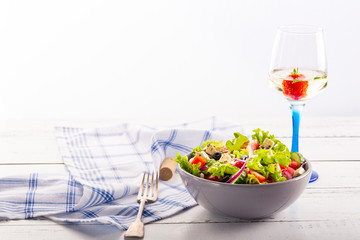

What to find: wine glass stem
left=290, top=103, right=305, bottom=152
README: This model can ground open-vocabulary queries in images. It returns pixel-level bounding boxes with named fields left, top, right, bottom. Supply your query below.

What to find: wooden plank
left=1, top=186, right=360, bottom=239
left=153, top=220, right=360, bottom=240
left=0, top=117, right=359, bottom=137
left=0, top=222, right=123, bottom=240
left=278, top=137, right=360, bottom=161
left=308, top=162, right=360, bottom=189
left=0, top=162, right=359, bottom=188
left=0, top=164, right=68, bottom=176
left=156, top=188, right=360, bottom=224
left=0, top=135, right=359, bottom=164
left=239, top=116, right=360, bottom=137
left=0, top=135, right=61, bottom=164
left=1, top=164, right=360, bottom=239
left=0, top=218, right=359, bottom=240
left=0, top=164, right=360, bottom=223
left=0, top=117, right=358, bottom=164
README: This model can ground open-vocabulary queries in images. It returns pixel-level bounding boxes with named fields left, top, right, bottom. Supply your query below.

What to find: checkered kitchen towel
left=0, top=118, right=246, bottom=230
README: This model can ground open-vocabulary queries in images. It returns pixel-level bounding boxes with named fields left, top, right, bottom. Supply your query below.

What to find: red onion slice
left=226, top=159, right=248, bottom=183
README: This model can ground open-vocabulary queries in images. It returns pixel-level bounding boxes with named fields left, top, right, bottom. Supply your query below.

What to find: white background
left=0, top=0, right=359, bottom=123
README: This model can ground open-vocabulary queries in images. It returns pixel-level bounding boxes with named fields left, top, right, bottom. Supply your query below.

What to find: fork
left=125, top=171, right=159, bottom=238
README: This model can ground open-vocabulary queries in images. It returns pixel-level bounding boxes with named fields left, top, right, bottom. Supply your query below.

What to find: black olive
left=213, top=152, right=222, bottom=160
left=240, top=155, right=249, bottom=160
left=187, top=153, right=194, bottom=159
left=220, top=175, right=230, bottom=182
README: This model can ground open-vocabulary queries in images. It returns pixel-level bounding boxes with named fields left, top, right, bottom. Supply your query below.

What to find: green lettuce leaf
left=174, top=153, right=206, bottom=177
left=205, top=158, right=217, bottom=167
left=192, top=146, right=203, bottom=153
left=240, top=149, right=249, bottom=156
left=255, top=149, right=274, bottom=165
left=226, top=132, right=249, bottom=152
left=252, top=128, right=291, bottom=167
left=233, top=149, right=250, bottom=159
left=246, top=174, right=260, bottom=184
left=265, top=163, right=276, bottom=175
left=252, top=128, right=275, bottom=145
left=202, top=139, right=224, bottom=149
left=271, top=169, right=286, bottom=182
left=246, top=158, right=266, bottom=176
left=233, top=150, right=242, bottom=159
left=191, top=162, right=202, bottom=177
left=272, top=139, right=290, bottom=157
left=273, top=152, right=291, bottom=167
left=207, top=161, right=239, bottom=178
left=174, top=153, right=191, bottom=173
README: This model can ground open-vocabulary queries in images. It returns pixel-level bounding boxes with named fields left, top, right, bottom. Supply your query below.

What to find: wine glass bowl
left=268, top=68, right=328, bottom=102
left=268, top=25, right=328, bottom=182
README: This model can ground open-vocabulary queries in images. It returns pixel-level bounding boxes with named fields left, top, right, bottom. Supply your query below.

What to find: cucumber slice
left=290, top=152, right=305, bottom=164
left=231, top=170, right=247, bottom=184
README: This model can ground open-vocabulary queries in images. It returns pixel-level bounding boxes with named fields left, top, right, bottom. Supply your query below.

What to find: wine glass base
left=309, top=170, right=319, bottom=183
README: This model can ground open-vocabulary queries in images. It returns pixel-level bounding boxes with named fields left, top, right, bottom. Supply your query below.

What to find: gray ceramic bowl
left=177, top=159, right=312, bottom=219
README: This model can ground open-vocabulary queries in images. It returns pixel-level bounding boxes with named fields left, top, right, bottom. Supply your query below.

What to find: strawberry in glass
left=282, top=68, right=309, bottom=100
left=268, top=68, right=327, bottom=102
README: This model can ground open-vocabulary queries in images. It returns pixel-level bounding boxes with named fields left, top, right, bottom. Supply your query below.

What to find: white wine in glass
left=269, top=25, right=328, bottom=183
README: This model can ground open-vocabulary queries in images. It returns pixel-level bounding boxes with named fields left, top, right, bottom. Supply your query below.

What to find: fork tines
left=137, top=171, right=158, bottom=203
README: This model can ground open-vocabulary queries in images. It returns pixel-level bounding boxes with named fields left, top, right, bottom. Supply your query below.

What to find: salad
left=174, top=129, right=307, bottom=184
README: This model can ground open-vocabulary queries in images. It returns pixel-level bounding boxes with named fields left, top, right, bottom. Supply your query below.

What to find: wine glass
left=268, top=25, right=328, bottom=183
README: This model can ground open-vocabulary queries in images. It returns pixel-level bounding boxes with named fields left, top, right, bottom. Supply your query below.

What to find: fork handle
left=124, top=198, right=146, bottom=238
left=124, top=220, right=144, bottom=238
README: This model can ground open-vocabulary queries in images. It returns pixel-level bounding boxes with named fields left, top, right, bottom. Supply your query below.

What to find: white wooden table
left=0, top=117, right=359, bottom=239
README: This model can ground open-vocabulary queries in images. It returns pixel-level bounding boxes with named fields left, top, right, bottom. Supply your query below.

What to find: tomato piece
left=230, top=160, right=244, bottom=169
left=286, top=166, right=295, bottom=176
left=249, top=169, right=266, bottom=183
left=279, top=164, right=287, bottom=170
left=191, top=156, right=206, bottom=167
left=249, top=139, right=260, bottom=151
left=205, top=175, right=222, bottom=182
left=281, top=166, right=295, bottom=180
left=289, top=160, right=300, bottom=169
